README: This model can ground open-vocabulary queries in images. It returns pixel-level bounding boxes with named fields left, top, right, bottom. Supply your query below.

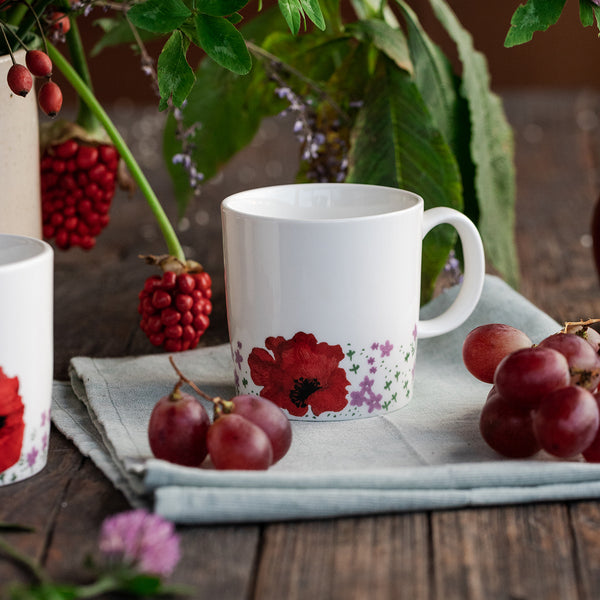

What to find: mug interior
left=223, top=183, right=422, bottom=221
left=0, top=234, right=51, bottom=268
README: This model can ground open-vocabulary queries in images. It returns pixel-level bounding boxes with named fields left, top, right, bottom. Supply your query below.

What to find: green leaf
left=299, top=0, right=326, bottom=30
left=195, top=14, right=252, bottom=74
left=429, top=0, right=519, bottom=288
left=127, top=0, right=192, bottom=33
left=278, top=0, right=303, bottom=35
left=346, top=19, right=412, bottom=73
left=580, top=0, right=595, bottom=27
left=164, top=7, right=288, bottom=213
left=346, top=58, right=463, bottom=302
left=504, top=0, right=567, bottom=47
left=396, top=0, right=478, bottom=225
left=157, top=31, right=195, bottom=110
left=196, top=0, right=250, bottom=17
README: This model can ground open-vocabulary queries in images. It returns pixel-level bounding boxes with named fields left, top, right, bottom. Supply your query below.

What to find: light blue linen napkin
left=51, top=275, right=600, bottom=524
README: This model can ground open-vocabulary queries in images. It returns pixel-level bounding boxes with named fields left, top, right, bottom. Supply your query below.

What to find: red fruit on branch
left=48, top=11, right=70, bottom=35
left=138, top=256, right=212, bottom=352
left=25, top=50, right=53, bottom=78
left=38, top=80, right=62, bottom=117
left=7, top=64, right=32, bottom=97
left=40, top=122, right=124, bottom=250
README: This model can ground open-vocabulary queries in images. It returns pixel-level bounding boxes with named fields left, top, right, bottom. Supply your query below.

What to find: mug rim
left=221, top=183, right=423, bottom=223
left=0, top=234, right=53, bottom=271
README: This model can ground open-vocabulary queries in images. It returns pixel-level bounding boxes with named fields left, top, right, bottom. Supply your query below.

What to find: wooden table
left=2, top=90, right=600, bottom=599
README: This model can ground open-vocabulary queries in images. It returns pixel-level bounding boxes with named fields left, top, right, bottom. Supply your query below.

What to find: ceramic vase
left=0, top=49, right=42, bottom=238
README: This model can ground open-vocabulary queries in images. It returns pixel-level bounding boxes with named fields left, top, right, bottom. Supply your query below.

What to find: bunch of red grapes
left=463, top=321, right=600, bottom=461
left=147, top=358, right=292, bottom=470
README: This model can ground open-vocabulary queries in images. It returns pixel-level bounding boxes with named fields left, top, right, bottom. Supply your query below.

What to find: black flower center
left=0, top=415, right=6, bottom=430
left=289, top=377, right=322, bottom=408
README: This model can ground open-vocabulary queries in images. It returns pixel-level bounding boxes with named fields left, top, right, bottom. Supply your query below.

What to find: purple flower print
left=350, top=376, right=382, bottom=413
left=368, top=357, right=375, bottom=365
left=412, top=324, right=417, bottom=340
left=99, top=509, right=181, bottom=577
left=27, top=446, right=38, bottom=467
left=380, top=340, right=393, bottom=357
left=370, top=367, right=377, bottom=374
left=42, top=432, right=49, bottom=451
left=371, top=342, right=379, bottom=350
left=234, top=348, right=243, bottom=370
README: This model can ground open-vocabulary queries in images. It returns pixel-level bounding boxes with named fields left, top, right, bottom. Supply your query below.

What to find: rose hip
left=7, top=64, right=32, bottom=97
left=25, top=50, right=52, bottom=78
left=38, top=81, right=63, bottom=117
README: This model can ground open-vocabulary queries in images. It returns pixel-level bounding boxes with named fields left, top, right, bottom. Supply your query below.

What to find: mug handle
left=417, top=207, right=485, bottom=339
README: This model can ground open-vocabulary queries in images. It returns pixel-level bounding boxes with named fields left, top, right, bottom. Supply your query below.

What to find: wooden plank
left=0, top=429, right=82, bottom=589
left=430, top=505, right=579, bottom=600
left=569, top=502, right=600, bottom=600
left=254, top=514, right=430, bottom=600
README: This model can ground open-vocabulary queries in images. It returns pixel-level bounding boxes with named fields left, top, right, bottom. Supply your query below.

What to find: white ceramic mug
left=222, top=183, right=485, bottom=420
left=0, top=234, right=53, bottom=484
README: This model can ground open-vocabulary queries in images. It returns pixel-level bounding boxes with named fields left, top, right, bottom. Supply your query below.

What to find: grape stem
left=46, top=42, right=186, bottom=263
left=168, top=356, right=234, bottom=413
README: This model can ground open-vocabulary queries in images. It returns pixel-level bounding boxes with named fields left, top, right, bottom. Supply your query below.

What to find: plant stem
left=46, top=42, right=186, bottom=263
left=0, top=535, right=49, bottom=584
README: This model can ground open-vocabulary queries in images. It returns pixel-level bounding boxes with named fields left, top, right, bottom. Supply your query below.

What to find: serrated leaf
left=196, top=0, right=250, bottom=17
left=164, top=7, right=288, bottom=213
left=504, top=0, right=567, bottom=47
left=278, top=0, right=303, bottom=35
left=299, top=0, right=326, bottom=30
left=346, top=19, right=412, bottom=73
left=195, top=14, right=252, bottom=74
left=127, top=0, right=191, bottom=33
left=396, top=0, right=478, bottom=224
left=429, top=0, right=519, bottom=287
left=346, top=58, right=463, bottom=302
left=157, top=31, right=195, bottom=110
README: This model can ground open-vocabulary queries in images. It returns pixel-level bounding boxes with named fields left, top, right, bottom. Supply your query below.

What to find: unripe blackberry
left=26, top=50, right=53, bottom=78
left=139, top=267, right=212, bottom=352
left=38, top=81, right=63, bottom=117
left=7, top=64, right=33, bottom=97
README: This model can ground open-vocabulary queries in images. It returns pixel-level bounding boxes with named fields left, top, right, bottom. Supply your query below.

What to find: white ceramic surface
left=222, top=183, right=485, bottom=420
left=0, top=234, right=53, bottom=484
left=0, top=50, right=42, bottom=238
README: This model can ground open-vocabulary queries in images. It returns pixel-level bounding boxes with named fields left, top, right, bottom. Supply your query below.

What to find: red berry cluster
left=139, top=268, right=212, bottom=352
left=463, top=321, right=600, bottom=461
left=41, top=139, right=119, bottom=250
left=6, top=49, right=62, bottom=117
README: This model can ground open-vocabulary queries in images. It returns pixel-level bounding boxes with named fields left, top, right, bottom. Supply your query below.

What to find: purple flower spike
left=99, top=509, right=181, bottom=577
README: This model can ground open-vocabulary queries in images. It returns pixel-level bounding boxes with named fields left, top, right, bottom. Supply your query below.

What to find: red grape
left=207, top=413, right=273, bottom=470
left=494, top=347, right=570, bottom=408
left=479, top=389, right=540, bottom=458
left=228, top=394, right=292, bottom=463
left=532, top=386, right=600, bottom=458
left=565, top=323, right=600, bottom=353
left=462, top=323, right=532, bottom=383
left=148, top=389, right=210, bottom=466
left=583, top=394, right=600, bottom=462
left=538, top=332, right=600, bottom=390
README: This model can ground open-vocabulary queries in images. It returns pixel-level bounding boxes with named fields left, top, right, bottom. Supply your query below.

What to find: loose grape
left=479, top=389, right=540, bottom=458
left=494, top=347, right=570, bottom=408
left=462, top=323, right=532, bottom=383
left=582, top=394, right=600, bottom=462
left=229, top=394, right=292, bottom=463
left=532, top=386, right=600, bottom=458
left=148, top=390, right=210, bottom=467
left=207, top=413, right=273, bottom=470
left=538, top=332, right=600, bottom=390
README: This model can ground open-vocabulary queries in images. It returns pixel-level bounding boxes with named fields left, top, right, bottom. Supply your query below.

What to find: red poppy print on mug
left=235, top=329, right=416, bottom=420
left=0, top=368, right=25, bottom=473
left=247, top=332, right=350, bottom=417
